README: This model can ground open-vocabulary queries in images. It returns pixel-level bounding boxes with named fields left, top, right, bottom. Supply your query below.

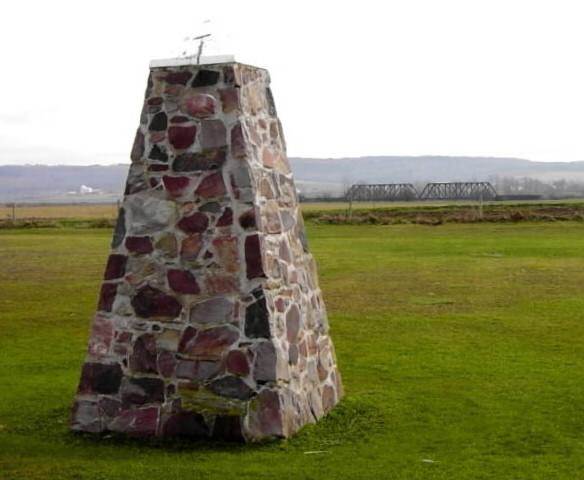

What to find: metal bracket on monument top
left=150, top=26, right=236, bottom=68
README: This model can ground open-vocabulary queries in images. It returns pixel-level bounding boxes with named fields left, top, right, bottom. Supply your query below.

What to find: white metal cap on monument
left=150, top=20, right=236, bottom=68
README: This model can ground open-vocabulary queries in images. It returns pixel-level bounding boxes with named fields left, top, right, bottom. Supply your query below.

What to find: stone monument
left=70, top=57, right=343, bottom=441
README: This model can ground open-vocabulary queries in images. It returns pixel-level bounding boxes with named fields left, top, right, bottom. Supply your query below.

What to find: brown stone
left=183, top=326, right=239, bottom=358
left=173, top=148, right=227, bottom=171
left=190, top=297, right=234, bottom=325
left=218, top=88, right=239, bottom=113
left=212, top=236, right=239, bottom=273
left=230, top=123, right=246, bottom=159
left=201, top=120, right=227, bottom=149
left=195, top=172, right=226, bottom=198
left=155, top=233, right=177, bottom=257
left=180, top=234, right=203, bottom=261
left=205, top=273, right=239, bottom=296
left=163, top=71, right=192, bottom=85
left=286, top=305, right=301, bottom=343
left=130, top=129, right=144, bottom=162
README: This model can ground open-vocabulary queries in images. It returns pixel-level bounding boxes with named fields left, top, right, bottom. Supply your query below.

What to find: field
left=2, top=221, right=584, bottom=479
left=3, top=200, right=584, bottom=227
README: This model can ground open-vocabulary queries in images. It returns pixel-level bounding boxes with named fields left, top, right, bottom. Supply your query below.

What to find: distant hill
left=2, top=156, right=584, bottom=202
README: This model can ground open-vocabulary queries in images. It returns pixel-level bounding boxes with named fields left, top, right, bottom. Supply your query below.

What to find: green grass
left=1, top=223, right=584, bottom=479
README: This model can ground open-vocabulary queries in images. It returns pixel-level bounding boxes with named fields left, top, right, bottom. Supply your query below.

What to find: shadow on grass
left=11, top=397, right=387, bottom=455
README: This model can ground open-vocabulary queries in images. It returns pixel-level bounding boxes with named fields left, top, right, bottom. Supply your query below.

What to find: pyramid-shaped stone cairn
left=70, top=62, right=343, bottom=441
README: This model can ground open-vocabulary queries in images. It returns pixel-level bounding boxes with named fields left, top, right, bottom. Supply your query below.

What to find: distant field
left=1, top=222, right=584, bottom=479
left=3, top=198, right=584, bottom=222
left=0, top=203, right=120, bottom=220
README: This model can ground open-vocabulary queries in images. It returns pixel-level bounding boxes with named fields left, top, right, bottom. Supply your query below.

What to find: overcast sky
left=2, top=0, right=584, bottom=165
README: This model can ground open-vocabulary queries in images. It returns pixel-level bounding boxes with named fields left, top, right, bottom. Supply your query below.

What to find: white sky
left=1, top=0, right=584, bottom=165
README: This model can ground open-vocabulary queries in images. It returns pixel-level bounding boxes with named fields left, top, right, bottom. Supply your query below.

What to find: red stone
left=245, top=234, right=264, bottom=279
left=182, top=94, right=216, bottom=118
left=226, top=350, right=250, bottom=376
left=163, top=71, right=192, bottom=85
left=275, top=297, right=286, bottom=313
left=109, top=407, right=159, bottom=436
left=216, top=207, right=233, bottom=226
left=88, top=314, right=114, bottom=358
left=148, top=164, right=169, bottom=172
left=167, top=269, right=200, bottom=294
left=195, top=172, right=226, bottom=198
left=147, top=97, right=163, bottom=106
left=125, top=236, right=153, bottom=254
left=168, top=125, right=197, bottom=150
left=131, top=286, right=182, bottom=318
left=219, top=88, right=239, bottom=113
left=230, top=123, right=246, bottom=159
left=175, top=359, right=221, bottom=381
left=98, top=282, right=117, bottom=312
left=103, top=254, right=127, bottom=280
left=178, top=326, right=198, bottom=353
left=200, top=120, right=227, bottom=149
left=129, top=333, right=158, bottom=373
left=157, top=351, right=176, bottom=377
left=162, top=176, right=190, bottom=197
left=248, top=390, right=283, bottom=438
left=177, top=212, right=209, bottom=234
left=183, top=326, right=239, bottom=358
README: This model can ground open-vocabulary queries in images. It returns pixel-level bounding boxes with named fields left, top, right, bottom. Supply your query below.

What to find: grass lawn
left=1, top=222, right=584, bottom=479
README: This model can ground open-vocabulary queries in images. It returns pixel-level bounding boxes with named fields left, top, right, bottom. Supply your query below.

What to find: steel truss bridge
left=418, top=182, right=497, bottom=201
left=346, top=182, right=498, bottom=202
left=347, top=183, right=419, bottom=202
